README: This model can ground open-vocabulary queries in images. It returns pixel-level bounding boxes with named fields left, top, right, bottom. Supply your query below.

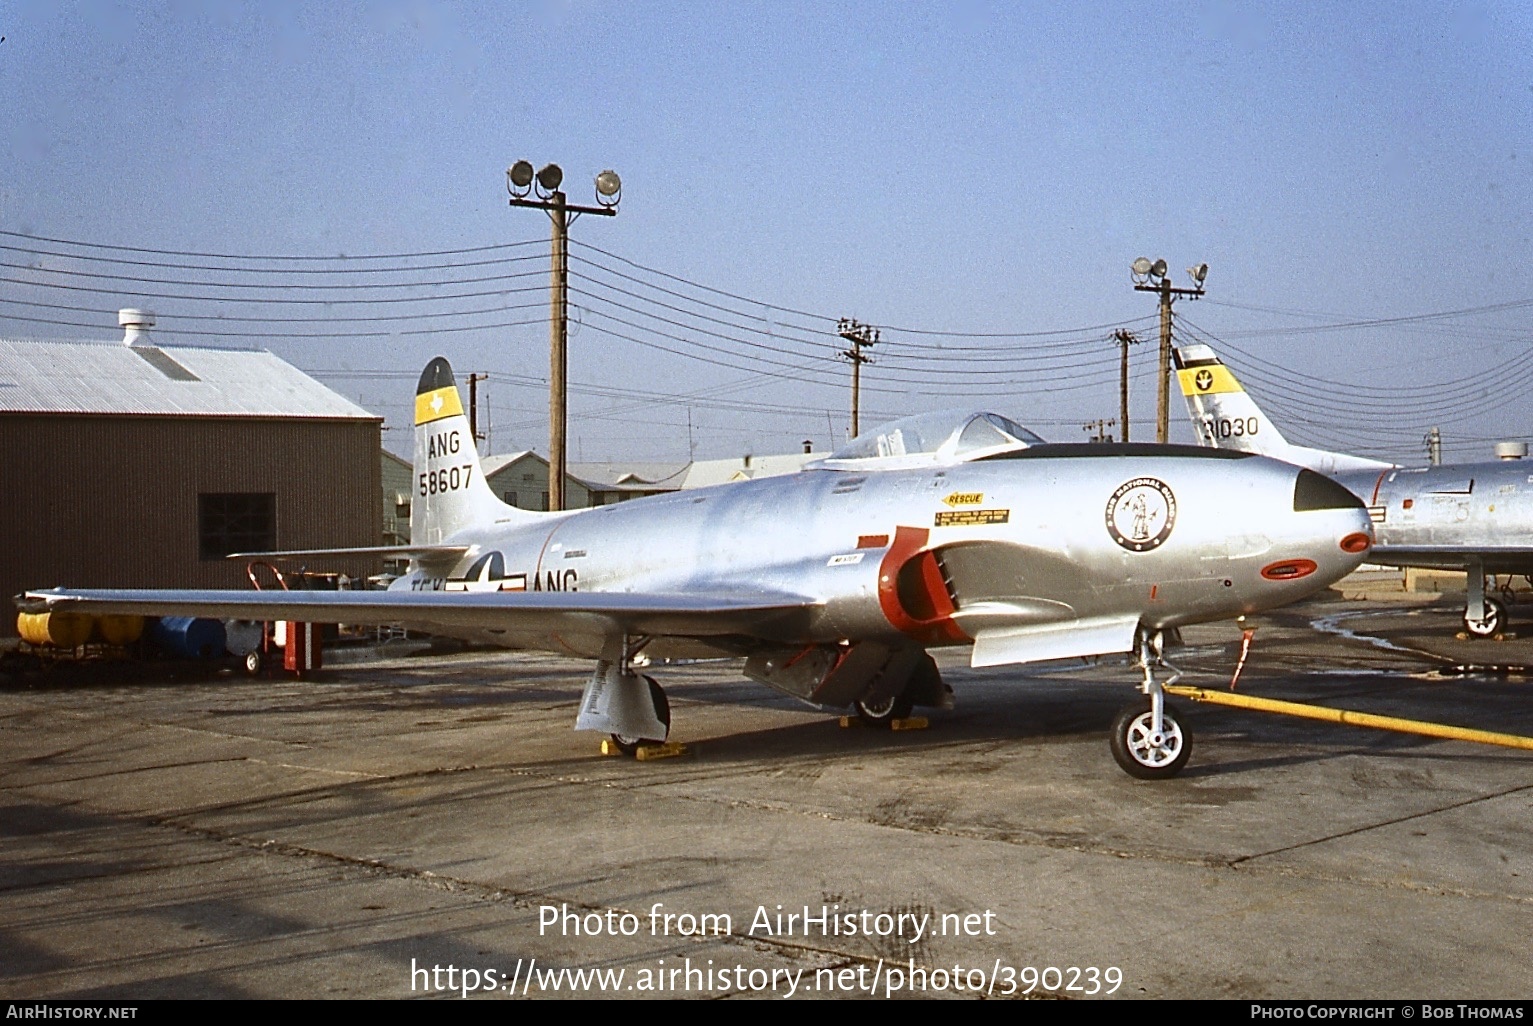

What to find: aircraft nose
left=1269, top=471, right=1373, bottom=587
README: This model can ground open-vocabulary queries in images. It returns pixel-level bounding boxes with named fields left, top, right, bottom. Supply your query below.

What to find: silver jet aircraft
left=25, top=357, right=1374, bottom=778
left=1176, top=341, right=1533, bottom=638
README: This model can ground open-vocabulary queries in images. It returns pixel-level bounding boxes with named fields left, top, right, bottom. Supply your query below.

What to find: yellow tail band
left=415, top=386, right=465, bottom=425
left=1176, top=365, right=1243, bottom=396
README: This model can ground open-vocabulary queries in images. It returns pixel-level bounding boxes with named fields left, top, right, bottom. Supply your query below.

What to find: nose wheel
left=1110, top=700, right=1191, bottom=779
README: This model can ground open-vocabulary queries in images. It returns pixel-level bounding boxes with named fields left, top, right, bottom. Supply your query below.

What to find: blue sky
left=3, top=2, right=1530, bottom=462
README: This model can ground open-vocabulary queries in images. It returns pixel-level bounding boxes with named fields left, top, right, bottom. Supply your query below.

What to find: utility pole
left=1082, top=418, right=1117, bottom=443
left=837, top=318, right=879, bottom=439
left=467, top=373, right=488, bottom=453
left=1425, top=427, right=1442, bottom=465
left=507, top=162, right=621, bottom=510
left=1112, top=329, right=1142, bottom=441
left=1131, top=259, right=1207, bottom=443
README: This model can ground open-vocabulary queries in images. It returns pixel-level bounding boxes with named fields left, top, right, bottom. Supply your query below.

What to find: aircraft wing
left=228, top=545, right=470, bottom=562
left=1367, top=546, right=1533, bottom=574
left=21, top=587, right=820, bottom=641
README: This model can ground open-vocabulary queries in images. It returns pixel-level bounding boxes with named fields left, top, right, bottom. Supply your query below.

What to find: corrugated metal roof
left=0, top=338, right=378, bottom=420
left=568, top=461, right=688, bottom=490
left=481, top=451, right=536, bottom=477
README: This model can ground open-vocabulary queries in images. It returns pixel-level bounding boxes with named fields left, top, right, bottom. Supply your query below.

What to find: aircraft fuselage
left=397, top=445, right=1371, bottom=658
left=1338, top=461, right=1533, bottom=573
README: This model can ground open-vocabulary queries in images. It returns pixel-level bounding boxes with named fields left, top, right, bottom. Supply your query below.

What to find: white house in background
left=680, top=452, right=817, bottom=490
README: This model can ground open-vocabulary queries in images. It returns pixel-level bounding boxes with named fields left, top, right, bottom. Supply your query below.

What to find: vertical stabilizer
left=1174, top=344, right=1394, bottom=475
left=412, top=357, right=539, bottom=543
left=1174, top=343, right=1293, bottom=454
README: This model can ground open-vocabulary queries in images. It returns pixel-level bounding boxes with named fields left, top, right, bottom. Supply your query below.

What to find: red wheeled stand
left=278, top=621, right=322, bottom=678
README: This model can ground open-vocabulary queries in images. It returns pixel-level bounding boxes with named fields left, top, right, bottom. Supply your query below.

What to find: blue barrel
left=149, top=616, right=227, bottom=660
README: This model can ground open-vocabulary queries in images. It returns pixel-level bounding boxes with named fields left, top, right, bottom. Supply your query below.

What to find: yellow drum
left=16, top=611, right=94, bottom=648
left=97, top=615, right=145, bottom=645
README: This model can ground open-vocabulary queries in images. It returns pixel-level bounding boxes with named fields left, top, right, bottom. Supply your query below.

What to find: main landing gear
left=1110, top=629, right=1192, bottom=779
left=1463, top=597, right=1507, bottom=639
left=576, top=635, right=672, bottom=757
left=609, top=675, right=671, bottom=756
left=1462, top=565, right=1509, bottom=639
left=850, top=649, right=945, bottom=729
left=853, top=690, right=915, bottom=729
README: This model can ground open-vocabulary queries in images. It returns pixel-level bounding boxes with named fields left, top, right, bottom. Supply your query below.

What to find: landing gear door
left=745, top=641, right=894, bottom=708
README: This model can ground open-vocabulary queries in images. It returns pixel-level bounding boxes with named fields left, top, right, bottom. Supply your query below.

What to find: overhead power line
left=0, top=228, right=542, bottom=262
left=572, top=237, right=1155, bottom=344
left=0, top=240, right=546, bottom=276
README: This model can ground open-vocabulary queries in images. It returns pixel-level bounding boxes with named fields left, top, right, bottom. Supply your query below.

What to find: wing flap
left=1367, top=547, right=1533, bottom=573
left=969, top=614, right=1140, bottom=668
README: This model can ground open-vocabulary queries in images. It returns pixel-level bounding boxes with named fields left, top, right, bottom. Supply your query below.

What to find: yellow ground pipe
left=1163, top=684, right=1533, bottom=752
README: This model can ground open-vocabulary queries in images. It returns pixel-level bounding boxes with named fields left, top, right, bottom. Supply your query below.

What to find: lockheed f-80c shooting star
left=24, top=357, right=1374, bottom=778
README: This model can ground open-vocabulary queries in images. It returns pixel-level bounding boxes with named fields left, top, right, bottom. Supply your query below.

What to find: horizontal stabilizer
left=969, top=614, right=1140, bottom=668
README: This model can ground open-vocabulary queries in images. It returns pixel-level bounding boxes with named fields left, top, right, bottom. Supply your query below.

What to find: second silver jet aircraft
left=1177, top=342, right=1533, bottom=639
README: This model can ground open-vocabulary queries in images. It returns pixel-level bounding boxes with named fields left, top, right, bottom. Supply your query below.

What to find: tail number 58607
left=420, top=465, right=474, bottom=496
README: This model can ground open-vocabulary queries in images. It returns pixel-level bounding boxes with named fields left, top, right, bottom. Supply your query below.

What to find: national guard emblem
left=1105, top=477, right=1177, bottom=552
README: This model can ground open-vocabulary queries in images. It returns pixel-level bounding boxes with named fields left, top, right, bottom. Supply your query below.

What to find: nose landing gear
left=1110, top=629, right=1191, bottom=779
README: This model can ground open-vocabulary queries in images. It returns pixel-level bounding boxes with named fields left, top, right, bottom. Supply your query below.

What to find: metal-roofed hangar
left=0, top=316, right=383, bottom=635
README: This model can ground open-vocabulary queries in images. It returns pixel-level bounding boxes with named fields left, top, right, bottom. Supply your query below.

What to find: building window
left=540, top=491, right=550, bottom=511
left=522, top=473, right=535, bottom=483
left=503, top=490, right=518, bottom=507
left=199, top=493, right=275, bottom=560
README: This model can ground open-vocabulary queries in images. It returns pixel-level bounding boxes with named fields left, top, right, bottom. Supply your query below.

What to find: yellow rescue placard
left=942, top=491, right=984, bottom=508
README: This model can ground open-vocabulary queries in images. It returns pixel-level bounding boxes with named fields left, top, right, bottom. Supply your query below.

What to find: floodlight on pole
left=595, top=169, right=622, bottom=207
left=505, top=159, right=622, bottom=511
left=1130, top=256, right=1207, bottom=443
left=535, top=163, right=564, bottom=198
left=507, top=160, right=534, bottom=196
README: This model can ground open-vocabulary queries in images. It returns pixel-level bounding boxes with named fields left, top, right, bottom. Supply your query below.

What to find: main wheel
left=1109, top=701, right=1191, bottom=779
left=853, top=689, right=915, bottom=729
left=242, top=649, right=264, bottom=677
left=610, top=675, right=671, bottom=756
left=1464, top=597, right=1507, bottom=639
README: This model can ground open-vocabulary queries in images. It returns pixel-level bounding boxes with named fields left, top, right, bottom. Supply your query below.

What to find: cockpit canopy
left=810, top=410, right=1045, bottom=471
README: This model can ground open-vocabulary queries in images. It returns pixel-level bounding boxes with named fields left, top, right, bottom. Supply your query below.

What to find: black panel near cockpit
left=1293, top=469, right=1365, bottom=512
left=977, top=443, right=1252, bottom=462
